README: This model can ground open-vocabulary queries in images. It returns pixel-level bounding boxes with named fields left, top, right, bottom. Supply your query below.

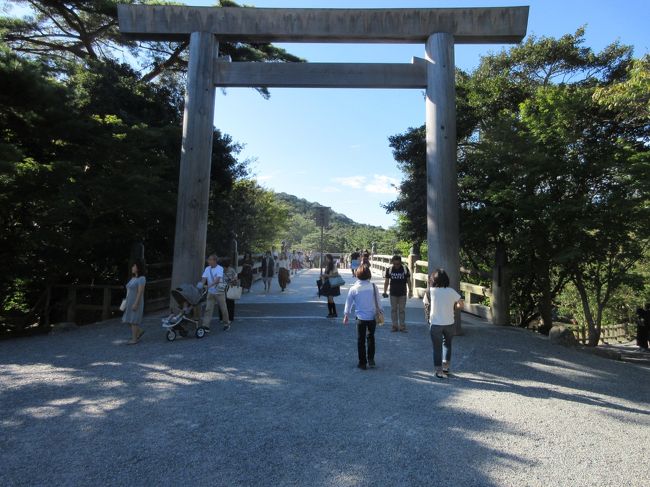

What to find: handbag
left=119, top=299, right=127, bottom=312
left=226, top=285, right=242, bottom=300
left=373, top=284, right=385, bottom=325
left=328, top=275, right=345, bottom=287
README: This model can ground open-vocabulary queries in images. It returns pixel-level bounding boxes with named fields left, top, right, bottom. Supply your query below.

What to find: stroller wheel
left=166, top=330, right=176, bottom=342
left=195, top=327, right=206, bottom=339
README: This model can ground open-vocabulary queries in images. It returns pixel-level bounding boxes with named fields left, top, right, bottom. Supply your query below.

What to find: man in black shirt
left=383, top=255, right=412, bottom=332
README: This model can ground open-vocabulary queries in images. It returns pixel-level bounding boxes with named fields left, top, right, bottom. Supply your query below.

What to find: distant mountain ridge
left=274, top=192, right=381, bottom=229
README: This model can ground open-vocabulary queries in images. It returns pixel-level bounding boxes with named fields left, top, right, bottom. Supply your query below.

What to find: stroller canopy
left=171, top=284, right=204, bottom=307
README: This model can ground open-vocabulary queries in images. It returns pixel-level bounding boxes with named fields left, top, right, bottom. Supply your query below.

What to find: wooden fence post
left=66, top=286, right=76, bottom=323
left=101, top=287, right=111, bottom=321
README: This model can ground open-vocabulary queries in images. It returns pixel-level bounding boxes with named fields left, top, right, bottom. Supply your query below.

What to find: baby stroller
left=162, top=283, right=208, bottom=341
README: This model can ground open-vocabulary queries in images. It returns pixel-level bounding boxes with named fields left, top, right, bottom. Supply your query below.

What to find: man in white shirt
left=201, top=254, right=230, bottom=331
left=343, top=266, right=383, bottom=369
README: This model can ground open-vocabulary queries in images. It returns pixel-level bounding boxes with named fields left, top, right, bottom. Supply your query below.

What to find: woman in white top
left=343, top=265, right=383, bottom=370
left=277, top=252, right=290, bottom=291
left=427, top=269, right=464, bottom=379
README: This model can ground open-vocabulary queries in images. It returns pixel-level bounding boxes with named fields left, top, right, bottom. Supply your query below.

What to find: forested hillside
left=272, top=192, right=399, bottom=255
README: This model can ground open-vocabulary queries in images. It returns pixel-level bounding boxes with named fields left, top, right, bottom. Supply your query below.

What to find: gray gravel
left=1, top=296, right=649, bottom=487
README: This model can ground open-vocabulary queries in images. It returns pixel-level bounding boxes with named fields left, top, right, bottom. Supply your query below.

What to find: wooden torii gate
left=117, top=5, right=529, bottom=305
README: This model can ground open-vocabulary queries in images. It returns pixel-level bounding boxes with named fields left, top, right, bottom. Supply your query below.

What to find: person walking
left=427, top=269, right=463, bottom=379
left=290, top=250, right=300, bottom=275
left=201, top=254, right=230, bottom=331
left=383, top=255, right=412, bottom=332
left=277, top=252, right=290, bottom=291
left=239, top=252, right=254, bottom=293
left=349, top=249, right=361, bottom=277
left=343, top=265, right=382, bottom=369
left=261, top=250, right=275, bottom=293
left=636, top=304, right=650, bottom=351
left=122, top=259, right=146, bottom=344
left=219, top=258, right=239, bottom=323
left=321, top=253, right=342, bottom=318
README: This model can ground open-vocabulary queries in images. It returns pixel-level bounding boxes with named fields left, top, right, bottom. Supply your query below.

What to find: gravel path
left=1, top=270, right=648, bottom=487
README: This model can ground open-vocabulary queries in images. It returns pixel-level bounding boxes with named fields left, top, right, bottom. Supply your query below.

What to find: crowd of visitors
left=120, top=247, right=466, bottom=380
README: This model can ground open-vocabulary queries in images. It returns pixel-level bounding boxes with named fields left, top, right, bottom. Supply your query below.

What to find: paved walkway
left=1, top=269, right=648, bottom=486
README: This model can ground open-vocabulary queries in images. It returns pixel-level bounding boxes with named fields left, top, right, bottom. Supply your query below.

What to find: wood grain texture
left=214, top=61, right=427, bottom=89
left=425, top=33, right=462, bottom=333
left=118, top=5, right=529, bottom=44
left=171, top=32, right=217, bottom=293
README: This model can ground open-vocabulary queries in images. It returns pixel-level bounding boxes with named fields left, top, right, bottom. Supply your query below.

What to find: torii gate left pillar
left=172, top=32, right=217, bottom=289
left=117, top=5, right=529, bottom=304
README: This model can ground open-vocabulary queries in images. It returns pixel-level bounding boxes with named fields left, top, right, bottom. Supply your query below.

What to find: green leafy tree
left=385, top=29, right=649, bottom=339
left=1, top=0, right=303, bottom=92
left=208, top=179, right=290, bottom=255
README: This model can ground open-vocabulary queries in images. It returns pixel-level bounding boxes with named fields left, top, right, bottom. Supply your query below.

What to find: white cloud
left=332, top=175, right=399, bottom=194
left=366, top=174, right=399, bottom=194
left=256, top=174, right=273, bottom=182
left=333, top=175, right=366, bottom=189
left=321, top=186, right=342, bottom=193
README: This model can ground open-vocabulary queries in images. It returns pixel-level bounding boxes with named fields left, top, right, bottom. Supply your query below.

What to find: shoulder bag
left=226, top=285, right=242, bottom=300
left=328, top=274, right=345, bottom=287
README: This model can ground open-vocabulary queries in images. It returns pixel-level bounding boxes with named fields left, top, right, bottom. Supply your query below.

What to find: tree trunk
left=537, top=264, right=553, bottom=334
left=574, top=275, right=600, bottom=346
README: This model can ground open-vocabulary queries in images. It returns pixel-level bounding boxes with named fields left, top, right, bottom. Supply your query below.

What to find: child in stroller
left=162, top=283, right=207, bottom=341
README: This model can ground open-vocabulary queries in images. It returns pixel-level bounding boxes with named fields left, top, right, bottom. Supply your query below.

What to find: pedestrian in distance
left=383, top=255, right=412, bottom=332
left=635, top=304, right=650, bottom=351
left=290, top=250, right=300, bottom=275
left=271, top=246, right=279, bottom=273
left=239, top=252, right=254, bottom=293
left=343, top=265, right=383, bottom=369
left=321, top=253, right=342, bottom=318
left=349, top=249, right=361, bottom=277
left=427, top=269, right=464, bottom=379
left=261, top=250, right=275, bottom=293
left=219, top=258, right=239, bottom=323
left=277, top=252, right=290, bottom=291
left=122, top=259, right=146, bottom=344
left=201, top=254, right=230, bottom=331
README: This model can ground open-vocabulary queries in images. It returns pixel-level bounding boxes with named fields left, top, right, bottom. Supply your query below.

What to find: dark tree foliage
left=385, top=30, right=650, bottom=341
left=0, top=0, right=304, bottom=94
left=0, top=48, right=246, bottom=310
left=0, top=1, right=303, bottom=313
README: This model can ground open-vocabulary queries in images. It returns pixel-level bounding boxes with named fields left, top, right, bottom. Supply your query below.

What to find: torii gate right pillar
left=425, top=32, right=462, bottom=334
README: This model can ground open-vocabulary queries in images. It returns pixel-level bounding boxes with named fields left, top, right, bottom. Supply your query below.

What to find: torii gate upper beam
left=117, top=5, right=529, bottom=44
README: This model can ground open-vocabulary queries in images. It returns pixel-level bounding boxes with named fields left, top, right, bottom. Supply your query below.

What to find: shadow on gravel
left=435, top=322, right=650, bottom=419
left=0, top=317, right=535, bottom=487
left=2, top=313, right=647, bottom=486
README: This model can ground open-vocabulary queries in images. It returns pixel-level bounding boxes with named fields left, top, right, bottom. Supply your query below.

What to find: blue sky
left=193, top=0, right=649, bottom=227
left=8, top=0, right=647, bottom=227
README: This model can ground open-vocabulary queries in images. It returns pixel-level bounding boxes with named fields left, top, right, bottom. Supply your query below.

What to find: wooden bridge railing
left=45, top=254, right=266, bottom=326
left=49, top=277, right=172, bottom=325
left=370, top=254, right=493, bottom=321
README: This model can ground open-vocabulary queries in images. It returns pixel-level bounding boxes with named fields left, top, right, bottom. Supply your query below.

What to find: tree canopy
left=0, top=0, right=306, bottom=314
left=386, top=29, right=650, bottom=344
